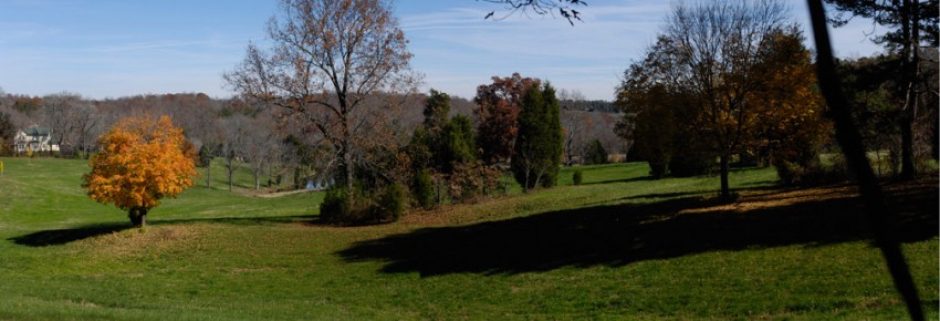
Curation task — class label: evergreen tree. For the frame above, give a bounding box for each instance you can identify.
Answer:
[423,89,451,132]
[512,83,563,191]
[585,139,608,165]
[440,115,476,172]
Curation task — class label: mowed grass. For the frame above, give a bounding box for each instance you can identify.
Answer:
[0,157,936,321]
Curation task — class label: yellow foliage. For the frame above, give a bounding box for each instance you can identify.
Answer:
[82,115,196,211]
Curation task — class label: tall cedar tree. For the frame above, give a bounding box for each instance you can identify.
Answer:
[82,116,197,227]
[424,89,450,133]
[475,73,540,165]
[424,89,453,172]
[441,115,477,173]
[512,83,563,191]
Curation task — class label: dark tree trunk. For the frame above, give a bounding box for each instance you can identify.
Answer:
[719,153,730,199]
[806,1,924,320]
[227,158,234,192]
[342,130,354,194]
[129,207,148,228]
[898,0,919,180]
[206,163,212,188]
[900,115,916,179]
[294,167,302,190]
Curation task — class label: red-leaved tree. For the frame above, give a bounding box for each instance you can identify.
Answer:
[474,73,539,165]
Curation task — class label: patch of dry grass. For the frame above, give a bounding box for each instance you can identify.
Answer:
[76,224,206,258]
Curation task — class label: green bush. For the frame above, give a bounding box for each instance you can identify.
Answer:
[320,187,352,224]
[374,183,407,222]
[412,169,435,209]
[321,183,409,225]
[774,155,849,186]
[572,170,583,185]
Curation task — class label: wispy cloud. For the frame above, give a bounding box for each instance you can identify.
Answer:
[402,3,669,100]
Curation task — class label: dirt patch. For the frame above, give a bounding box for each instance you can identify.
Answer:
[78,224,205,258]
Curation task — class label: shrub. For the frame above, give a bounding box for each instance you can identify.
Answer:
[412,169,435,209]
[321,183,409,225]
[447,162,503,202]
[374,183,407,222]
[572,170,583,185]
[320,187,352,224]
[774,154,849,186]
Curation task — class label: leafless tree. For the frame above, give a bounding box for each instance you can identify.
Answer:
[41,92,82,148]
[225,0,417,197]
[70,103,99,158]
[220,114,250,191]
[560,110,592,165]
[241,112,284,190]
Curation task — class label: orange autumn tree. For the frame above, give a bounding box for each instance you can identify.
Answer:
[82,115,197,227]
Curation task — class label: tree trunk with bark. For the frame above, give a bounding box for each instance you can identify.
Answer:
[129,207,148,227]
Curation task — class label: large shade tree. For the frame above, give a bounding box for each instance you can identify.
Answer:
[665,0,790,198]
[225,0,415,198]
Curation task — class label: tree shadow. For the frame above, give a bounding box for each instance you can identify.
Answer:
[9,224,130,247]
[8,214,316,247]
[338,180,938,277]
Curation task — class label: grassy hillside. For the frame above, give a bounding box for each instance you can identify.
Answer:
[0,157,936,321]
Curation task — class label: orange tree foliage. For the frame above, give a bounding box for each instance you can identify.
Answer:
[82,115,196,217]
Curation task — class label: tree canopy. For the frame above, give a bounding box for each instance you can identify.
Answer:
[82,115,196,227]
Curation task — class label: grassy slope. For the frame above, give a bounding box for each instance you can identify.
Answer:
[0,157,935,321]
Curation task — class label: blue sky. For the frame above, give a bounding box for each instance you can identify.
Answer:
[0,0,886,100]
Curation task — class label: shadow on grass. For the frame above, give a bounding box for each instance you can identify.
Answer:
[579,175,657,186]
[338,179,938,277]
[8,214,316,247]
[9,224,130,247]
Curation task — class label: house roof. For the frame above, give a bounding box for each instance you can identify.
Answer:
[22,127,51,136]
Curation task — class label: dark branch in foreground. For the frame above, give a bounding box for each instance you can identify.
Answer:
[480,0,586,25]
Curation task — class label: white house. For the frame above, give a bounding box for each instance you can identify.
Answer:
[13,126,60,154]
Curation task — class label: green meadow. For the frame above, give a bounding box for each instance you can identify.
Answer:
[0,157,936,320]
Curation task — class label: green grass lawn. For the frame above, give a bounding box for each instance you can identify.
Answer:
[0,157,936,321]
